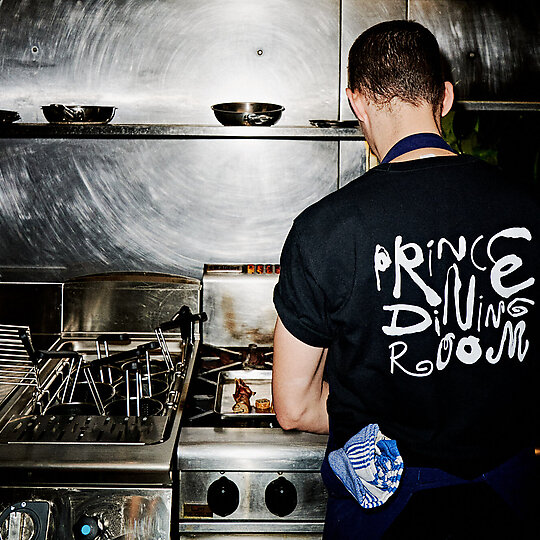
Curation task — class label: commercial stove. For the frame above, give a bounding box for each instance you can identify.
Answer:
[0,273,204,540]
[177,265,328,539]
[0,267,328,539]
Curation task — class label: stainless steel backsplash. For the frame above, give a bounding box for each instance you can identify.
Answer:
[0,0,536,285]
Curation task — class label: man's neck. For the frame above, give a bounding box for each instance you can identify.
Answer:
[368,102,445,162]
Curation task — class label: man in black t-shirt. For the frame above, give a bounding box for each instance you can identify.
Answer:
[273,20,538,538]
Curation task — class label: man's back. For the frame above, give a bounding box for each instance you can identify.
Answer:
[275,154,539,476]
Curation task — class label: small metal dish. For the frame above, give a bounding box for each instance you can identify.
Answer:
[214,370,274,418]
[309,119,359,128]
[211,102,284,126]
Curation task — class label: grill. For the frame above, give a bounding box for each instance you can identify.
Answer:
[177,265,328,539]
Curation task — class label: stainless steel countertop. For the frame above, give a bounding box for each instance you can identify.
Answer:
[177,427,328,471]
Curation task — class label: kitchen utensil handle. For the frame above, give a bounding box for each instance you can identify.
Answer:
[51,103,75,119]
[18,328,36,358]
[53,104,85,121]
[245,113,272,125]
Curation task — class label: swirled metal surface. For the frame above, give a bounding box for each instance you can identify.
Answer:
[0,0,339,124]
[0,138,339,280]
[410,0,539,101]
[1,0,535,284]
[340,0,539,117]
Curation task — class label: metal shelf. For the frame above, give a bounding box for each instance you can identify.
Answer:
[0,123,365,140]
[1,102,537,140]
[457,101,540,112]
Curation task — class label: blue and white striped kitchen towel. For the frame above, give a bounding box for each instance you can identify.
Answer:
[328,423,404,509]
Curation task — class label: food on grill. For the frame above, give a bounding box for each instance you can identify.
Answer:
[255,398,272,413]
[232,378,254,413]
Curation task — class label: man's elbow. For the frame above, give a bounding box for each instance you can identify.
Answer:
[274,403,305,431]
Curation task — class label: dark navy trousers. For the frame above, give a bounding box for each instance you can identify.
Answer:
[321,447,537,539]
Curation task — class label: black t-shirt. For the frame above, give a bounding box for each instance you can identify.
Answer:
[274,154,539,477]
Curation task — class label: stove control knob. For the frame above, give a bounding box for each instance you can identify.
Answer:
[73,515,102,540]
[265,476,297,517]
[207,476,240,517]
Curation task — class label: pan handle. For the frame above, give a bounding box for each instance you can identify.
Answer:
[88,341,160,368]
[50,104,85,121]
[244,113,272,126]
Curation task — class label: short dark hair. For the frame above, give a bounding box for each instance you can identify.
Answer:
[348,20,446,112]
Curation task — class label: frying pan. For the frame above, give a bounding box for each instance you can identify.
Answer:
[0,110,20,123]
[211,102,284,126]
[42,104,116,124]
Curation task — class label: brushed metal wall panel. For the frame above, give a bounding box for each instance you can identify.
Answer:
[411,0,540,101]
[340,0,407,121]
[202,271,279,347]
[0,138,338,281]
[339,140,368,187]
[62,275,200,335]
[0,0,339,125]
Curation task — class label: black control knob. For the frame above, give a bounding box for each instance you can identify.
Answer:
[207,476,240,517]
[265,476,297,517]
[73,515,101,540]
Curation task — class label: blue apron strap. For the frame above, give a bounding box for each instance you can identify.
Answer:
[381,132,456,163]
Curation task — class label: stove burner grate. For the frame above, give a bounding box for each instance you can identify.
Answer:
[182,344,278,428]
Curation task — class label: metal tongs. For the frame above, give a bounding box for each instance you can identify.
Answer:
[88,341,160,416]
[122,348,158,416]
[94,333,130,384]
[19,328,106,414]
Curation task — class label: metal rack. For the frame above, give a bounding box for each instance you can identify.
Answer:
[0,306,206,445]
[0,324,38,405]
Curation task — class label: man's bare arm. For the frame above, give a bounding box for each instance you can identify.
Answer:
[272,317,329,434]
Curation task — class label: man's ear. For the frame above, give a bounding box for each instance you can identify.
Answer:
[346,88,369,124]
[441,81,454,117]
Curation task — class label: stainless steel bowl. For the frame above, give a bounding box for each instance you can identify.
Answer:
[211,102,284,126]
[70,381,115,403]
[42,104,116,124]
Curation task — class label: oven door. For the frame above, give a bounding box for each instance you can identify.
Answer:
[178,427,328,539]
